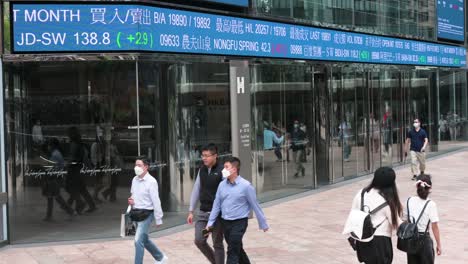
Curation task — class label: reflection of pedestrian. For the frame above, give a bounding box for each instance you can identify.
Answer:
[102,137,122,202]
[405,118,428,180]
[32,119,44,145]
[43,138,75,221]
[66,127,96,214]
[91,135,105,203]
[291,120,306,177]
[263,126,284,161]
[447,111,458,140]
[370,114,380,153]
[339,120,352,162]
[438,115,448,141]
[206,157,269,264]
[383,109,392,156]
[187,144,225,264]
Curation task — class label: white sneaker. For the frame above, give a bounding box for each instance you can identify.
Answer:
[155,255,168,264]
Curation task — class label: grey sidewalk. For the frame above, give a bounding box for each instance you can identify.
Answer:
[1,151,468,263]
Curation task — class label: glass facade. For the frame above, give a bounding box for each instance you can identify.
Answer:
[1,0,467,245]
[255,0,436,40]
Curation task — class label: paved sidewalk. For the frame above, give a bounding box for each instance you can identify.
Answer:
[1,151,468,264]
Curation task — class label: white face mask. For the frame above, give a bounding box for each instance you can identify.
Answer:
[134,166,144,176]
[414,123,420,128]
[221,168,231,179]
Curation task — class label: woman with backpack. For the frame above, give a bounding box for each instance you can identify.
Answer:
[349,167,403,264]
[403,174,441,264]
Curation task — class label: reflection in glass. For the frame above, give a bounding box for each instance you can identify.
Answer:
[251,63,314,201]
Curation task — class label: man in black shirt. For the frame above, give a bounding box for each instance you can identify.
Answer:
[187,144,225,264]
[405,118,429,180]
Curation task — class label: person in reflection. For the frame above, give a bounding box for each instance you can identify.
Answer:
[263,122,284,162]
[339,119,352,162]
[42,138,75,221]
[102,135,122,202]
[32,118,45,155]
[128,156,168,264]
[291,120,306,177]
[187,144,225,264]
[369,113,380,153]
[66,127,97,214]
[205,157,269,264]
[382,107,393,157]
[91,132,105,203]
[405,118,428,181]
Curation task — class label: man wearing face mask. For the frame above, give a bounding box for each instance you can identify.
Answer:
[405,118,429,180]
[128,156,168,264]
[187,144,225,264]
[205,157,269,264]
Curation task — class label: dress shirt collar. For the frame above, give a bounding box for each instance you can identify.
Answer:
[227,175,242,185]
[136,172,149,181]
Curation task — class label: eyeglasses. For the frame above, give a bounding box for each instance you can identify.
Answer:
[201,154,216,159]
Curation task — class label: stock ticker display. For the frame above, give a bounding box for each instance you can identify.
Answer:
[12,3,467,68]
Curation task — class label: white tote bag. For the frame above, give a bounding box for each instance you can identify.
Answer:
[120,205,135,237]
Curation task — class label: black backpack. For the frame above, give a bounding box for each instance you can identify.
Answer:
[397,198,431,254]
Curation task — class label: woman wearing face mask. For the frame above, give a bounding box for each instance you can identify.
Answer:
[405,118,429,180]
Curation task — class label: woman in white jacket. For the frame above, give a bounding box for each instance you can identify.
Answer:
[351,167,403,264]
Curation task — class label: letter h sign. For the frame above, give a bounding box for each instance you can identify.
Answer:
[237,77,245,94]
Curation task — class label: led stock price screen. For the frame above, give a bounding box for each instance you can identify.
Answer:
[201,0,249,7]
[12,3,467,67]
[437,0,465,42]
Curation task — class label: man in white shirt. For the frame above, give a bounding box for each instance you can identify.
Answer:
[128,156,168,264]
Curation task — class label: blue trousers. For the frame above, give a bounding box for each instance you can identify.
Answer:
[134,213,164,264]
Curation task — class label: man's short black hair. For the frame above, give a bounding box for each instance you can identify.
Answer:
[224,156,241,173]
[201,143,218,155]
[136,156,150,167]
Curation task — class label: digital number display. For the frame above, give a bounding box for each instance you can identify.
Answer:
[12,3,466,68]
[437,0,465,42]
[200,0,249,7]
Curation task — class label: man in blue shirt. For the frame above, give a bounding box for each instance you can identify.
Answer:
[206,157,269,264]
[405,118,429,180]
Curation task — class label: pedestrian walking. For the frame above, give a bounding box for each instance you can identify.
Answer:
[187,144,225,264]
[291,120,306,177]
[405,118,428,180]
[206,157,269,264]
[128,156,168,264]
[348,167,402,264]
[403,174,442,264]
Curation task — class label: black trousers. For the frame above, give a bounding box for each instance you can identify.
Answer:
[356,236,393,264]
[407,236,435,264]
[222,218,250,264]
[46,194,74,218]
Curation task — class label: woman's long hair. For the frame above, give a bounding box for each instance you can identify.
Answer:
[364,168,403,229]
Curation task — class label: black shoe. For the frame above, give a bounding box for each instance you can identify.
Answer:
[294,172,299,178]
[412,175,417,181]
[102,189,110,200]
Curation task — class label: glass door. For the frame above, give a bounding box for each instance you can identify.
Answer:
[0,65,6,243]
[251,62,314,201]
